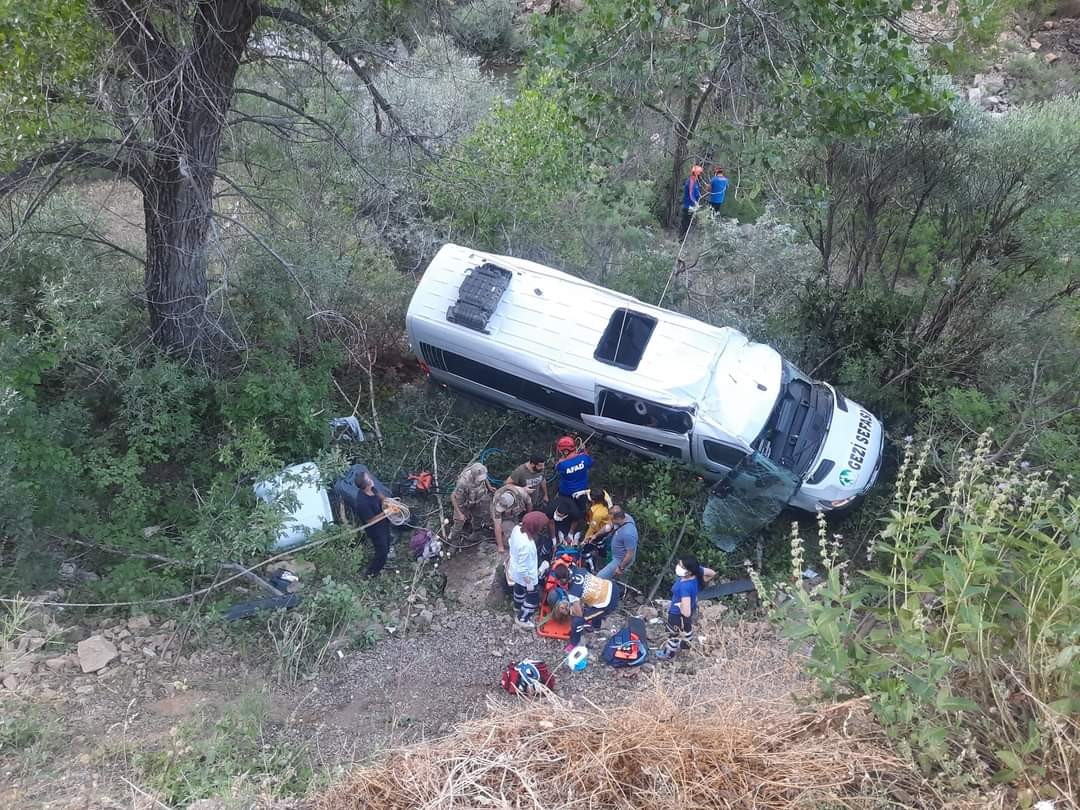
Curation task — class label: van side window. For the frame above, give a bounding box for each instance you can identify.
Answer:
[597,389,692,434]
[419,343,592,420]
[702,440,748,469]
[594,309,656,370]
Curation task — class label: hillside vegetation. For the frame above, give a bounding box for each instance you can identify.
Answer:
[0,0,1077,807]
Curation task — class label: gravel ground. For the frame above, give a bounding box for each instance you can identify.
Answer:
[275,542,805,769]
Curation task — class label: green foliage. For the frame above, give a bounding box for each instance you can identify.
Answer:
[1005,55,1080,106]
[432,72,590,251]
[779,98,1080,437]
[754,435,1080,792]
[216,351,338,464]
[606,460,726,591]
[0,702,57,773]
[135,691,311,806]
[85,559,189,605]
[449,0,524,61]
[0,0,100,162]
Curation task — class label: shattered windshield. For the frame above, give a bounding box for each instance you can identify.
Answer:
[703,452,800,551]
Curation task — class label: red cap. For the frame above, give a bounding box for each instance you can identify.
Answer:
[556,436,576,453]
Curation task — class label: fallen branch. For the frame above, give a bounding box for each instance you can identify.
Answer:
[647,512,693,603]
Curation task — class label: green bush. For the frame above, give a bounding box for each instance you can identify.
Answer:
[752,434,1080,793]
[449,0,523,61]
[135,691,310,805]
[1005,55,1080,106]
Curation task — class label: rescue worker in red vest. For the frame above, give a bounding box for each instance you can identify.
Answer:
[550,562,620,652]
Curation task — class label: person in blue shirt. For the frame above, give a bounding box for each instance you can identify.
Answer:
[709,166,728,212]
[680,165,704,238]
[554,436,593,514]
[596,505,638,581]
[656,553,716,660]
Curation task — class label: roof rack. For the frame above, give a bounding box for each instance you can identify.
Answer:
[446,262,512,333]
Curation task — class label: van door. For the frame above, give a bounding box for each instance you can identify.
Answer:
[692,434,751,477]
[580,388,692,461]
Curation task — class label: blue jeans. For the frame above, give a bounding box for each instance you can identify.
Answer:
[597,558,629,581]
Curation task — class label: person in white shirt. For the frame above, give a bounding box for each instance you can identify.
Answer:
[507,511,549,629]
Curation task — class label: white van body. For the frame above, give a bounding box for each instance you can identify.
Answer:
[405,244,884,513]
[254,462,334,550]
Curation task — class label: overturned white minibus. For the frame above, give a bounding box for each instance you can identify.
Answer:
[405,244,884,516]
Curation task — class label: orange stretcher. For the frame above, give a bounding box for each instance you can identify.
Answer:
[536,576,571,640]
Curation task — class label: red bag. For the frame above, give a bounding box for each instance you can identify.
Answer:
[501,660,555,696]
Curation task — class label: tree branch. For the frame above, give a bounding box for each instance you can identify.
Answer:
[92,0,179,82]
[0,139,149,197]
[258,4,435,157]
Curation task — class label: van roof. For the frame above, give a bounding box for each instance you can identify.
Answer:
[408,244,737,407]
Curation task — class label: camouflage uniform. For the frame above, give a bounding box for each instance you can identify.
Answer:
[491,483,532,551]
[451,463,492,539]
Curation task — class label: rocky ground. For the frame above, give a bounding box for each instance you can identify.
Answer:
[964,15,1080,114]
[0,539,796,810]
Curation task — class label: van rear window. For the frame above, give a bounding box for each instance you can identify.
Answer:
[594,309,656,370]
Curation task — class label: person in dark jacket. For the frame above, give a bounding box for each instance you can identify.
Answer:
[680,165,704,237]
[351,472,392,578]
[710,166,728,212]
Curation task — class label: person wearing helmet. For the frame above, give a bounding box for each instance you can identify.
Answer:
[491,482,531,553]
[450,462,493,541]
[554,436,593,516]
[681,165,704,238]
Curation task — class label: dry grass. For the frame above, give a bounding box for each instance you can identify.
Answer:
[315,679,943,810]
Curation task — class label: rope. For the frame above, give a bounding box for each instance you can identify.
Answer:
[383,497,411,526]
[0,511,394,610]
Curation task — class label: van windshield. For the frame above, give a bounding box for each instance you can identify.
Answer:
[754,362,831,478]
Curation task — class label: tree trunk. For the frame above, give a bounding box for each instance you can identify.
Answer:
[665,94,695,228]
[143,163,215,358]
[96,0,260,358]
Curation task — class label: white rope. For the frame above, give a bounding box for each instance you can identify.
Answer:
[383,497,411,526]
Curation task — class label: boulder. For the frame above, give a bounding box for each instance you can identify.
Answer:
[127,615,152,632]
[2,674,17,691]
[415,609,434,631]
[45,654,74,672]
[1045,52,1060,64]
[59,625,90,644]
[1030,38,1043,50]
[966,87,982,105]
[974,72,1006,94]
[77,636,118,673]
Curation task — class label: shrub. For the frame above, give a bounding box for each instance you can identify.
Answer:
[449,0,523,61]
[752,433,1080,794]
[135,691,311,805]
[1005,55,1080,106]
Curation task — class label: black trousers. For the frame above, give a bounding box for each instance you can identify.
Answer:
[364,528,391,577]
[680,208,693,237]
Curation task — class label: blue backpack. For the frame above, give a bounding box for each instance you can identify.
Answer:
[602,617,649,667]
